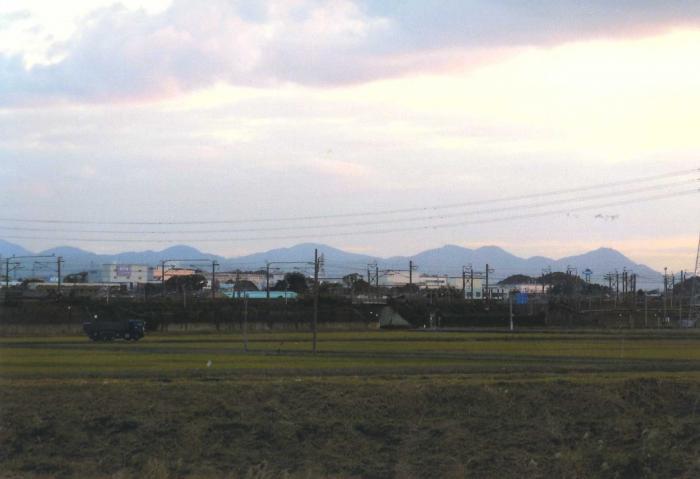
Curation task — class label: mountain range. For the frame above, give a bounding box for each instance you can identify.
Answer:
[0,239,663,287]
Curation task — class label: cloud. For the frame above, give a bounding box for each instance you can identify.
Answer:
[2,0,700,105]
[0,10,32,29]
[0,0,392,105]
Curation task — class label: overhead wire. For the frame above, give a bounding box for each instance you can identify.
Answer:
[0,177,695,236]
[1,188,696,243]
[0,167,696,226]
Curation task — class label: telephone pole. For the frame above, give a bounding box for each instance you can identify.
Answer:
[663,266,668,322]
[312,248,320,354]
[484,264,494,300]
[461,264,473,299]
[409,260,417,288]
[57,256,64,296]
[243,292,249,352]
[375,264,379,292]
[689,232,700,322]
[541,267,551,295]
[470,268,475,299]
[211,260,218,300]
[161,260,166,296]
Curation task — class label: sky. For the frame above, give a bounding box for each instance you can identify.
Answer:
[0,0,699,272]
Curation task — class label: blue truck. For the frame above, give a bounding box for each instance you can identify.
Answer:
[83,319,145,341]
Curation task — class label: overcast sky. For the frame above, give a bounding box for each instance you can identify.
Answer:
[0,0,698,271]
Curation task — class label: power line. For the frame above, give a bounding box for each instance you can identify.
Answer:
[0,167,696,226]
[1,188,695,244]
[0,178,695,236]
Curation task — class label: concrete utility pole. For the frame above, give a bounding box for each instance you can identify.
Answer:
[243,292,249,352]
[266,263,270,299]
[471,268,475,299]
[375,264,379,292]
[663,266,668,322]
[57,256,64,296]
[409,260,417,289]
[509,295,514,331]
[161,260,166,296]
[211,261,218,300]
[485,264,494,300]
[313,248,319,354]
[644,292,648,328]
[689,232,700,322]
[541,267,551,295]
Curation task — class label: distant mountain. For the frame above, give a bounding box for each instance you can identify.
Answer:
[383,245,533,275]
[551,248,660,280]
[380,244,661,287]
[225,243,378,275]
[0,239,33,257]
[112,245,224,266]
[0,239,663,286]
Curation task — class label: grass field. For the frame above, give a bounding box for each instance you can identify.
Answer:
[3,329,700,478]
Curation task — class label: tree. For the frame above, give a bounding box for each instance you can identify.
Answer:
[351,278,371,295]
[64,272,88,283]
[233,280,258,292]
[280,272,308,294]
[165,274,207,292]
[342,273,363,289]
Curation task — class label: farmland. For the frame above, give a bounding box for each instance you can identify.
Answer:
[3,330,700,478]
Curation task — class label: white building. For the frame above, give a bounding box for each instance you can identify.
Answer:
[96,264,153,287]
[378,271,412,287]
[418,274,450,289]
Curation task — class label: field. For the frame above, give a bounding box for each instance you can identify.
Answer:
[3,329,700,478]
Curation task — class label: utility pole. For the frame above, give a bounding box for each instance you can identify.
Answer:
[664,267,668,322]
[56,256,64,296]
[671,271,676,309]
[211,261,218,300]
[509,295,514,331]
[485,264,494,300]
[266,262,270,299]
[243,292,249,352]
[688,232,700,322]
[663,266,668,323]
[644,292,648,328]
[485,264,489,299]
[375,264,379,293]
[541,267,551,295]
[161,260,166,297]
[313,248,319,354]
